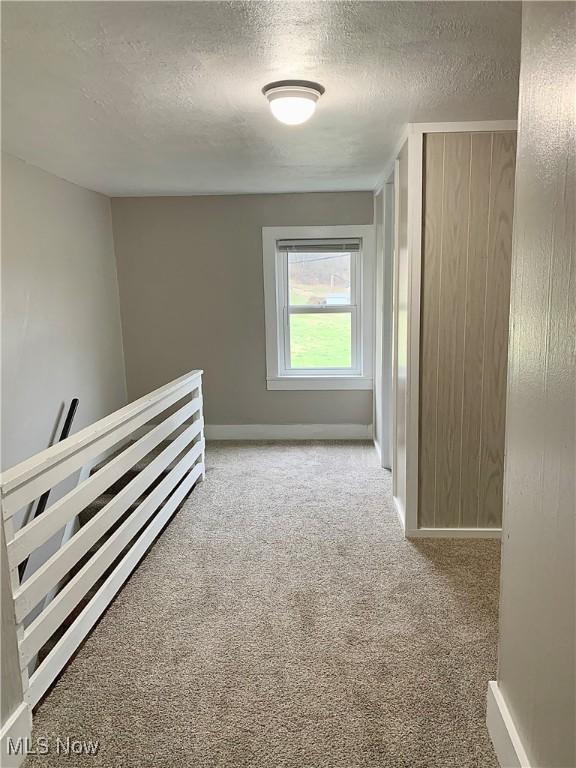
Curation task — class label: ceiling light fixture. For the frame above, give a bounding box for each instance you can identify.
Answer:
[262,80,325,125]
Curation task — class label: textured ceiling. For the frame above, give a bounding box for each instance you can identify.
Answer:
[2,1,521,196]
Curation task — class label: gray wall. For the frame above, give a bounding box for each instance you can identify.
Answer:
[496,3,575,767]
[1,153,127,471]
[111,192,373,426]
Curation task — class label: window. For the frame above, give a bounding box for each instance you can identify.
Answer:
[262,225,375,390]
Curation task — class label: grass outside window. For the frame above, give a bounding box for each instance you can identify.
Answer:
[289,313,352,369]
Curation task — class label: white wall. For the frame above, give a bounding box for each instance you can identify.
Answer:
[492,3,575,767]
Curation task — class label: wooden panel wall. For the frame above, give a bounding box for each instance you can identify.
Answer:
[419,131,516,529]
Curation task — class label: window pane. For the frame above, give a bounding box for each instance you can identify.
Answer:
[289,312,352,369]
[288,252,351,306]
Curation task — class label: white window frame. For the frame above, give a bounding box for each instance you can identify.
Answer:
[262,225,375,391]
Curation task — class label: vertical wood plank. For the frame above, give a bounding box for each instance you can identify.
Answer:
[418,134,444,527]
[478,132,517,526]
[460,133,493,526]
[434,133,471,527]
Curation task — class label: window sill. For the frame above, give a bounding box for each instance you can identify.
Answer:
[267,376,373,391]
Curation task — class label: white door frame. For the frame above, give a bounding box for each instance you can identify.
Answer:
[391,158,400,500]
[373,176,395,470]
[381,176,395,470]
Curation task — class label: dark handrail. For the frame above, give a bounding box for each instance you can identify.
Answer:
[18,398,79,580]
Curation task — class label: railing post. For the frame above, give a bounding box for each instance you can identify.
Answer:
[191,375,206,480]
[1,515,32,766]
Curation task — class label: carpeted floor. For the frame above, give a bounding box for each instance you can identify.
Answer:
[26,441,500,768]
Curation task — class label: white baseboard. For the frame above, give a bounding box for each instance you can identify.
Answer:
[487,681,531,768]
[204,424,373,440]
[1,702,32,768]
[406,527,502,539]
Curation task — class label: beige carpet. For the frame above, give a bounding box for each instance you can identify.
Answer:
[26,441,500,768]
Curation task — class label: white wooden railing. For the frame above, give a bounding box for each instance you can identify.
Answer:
[1,370,205,709]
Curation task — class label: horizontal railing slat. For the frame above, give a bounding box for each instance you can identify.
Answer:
[25,460,204,708]
[7,396,202,566]
[2,369,201,489]
[14,420,203,622]
[2,370,202,519]
[20,441,204,667]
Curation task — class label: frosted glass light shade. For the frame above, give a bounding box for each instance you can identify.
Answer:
[262,81,325,126]
[269,95,317,125]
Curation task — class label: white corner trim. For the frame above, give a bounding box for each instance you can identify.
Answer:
[406,527,502,539]
[377,127,410,189]
[204,424,372,440]
[408,120,518,135]
[487,681,532,768]
[1,702,32,768]
[393,495,406,533]
[373,439,382,462]
[266,376,373,391]
[404,129,424,535]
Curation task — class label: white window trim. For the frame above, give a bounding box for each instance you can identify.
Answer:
[262,225,375,391]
